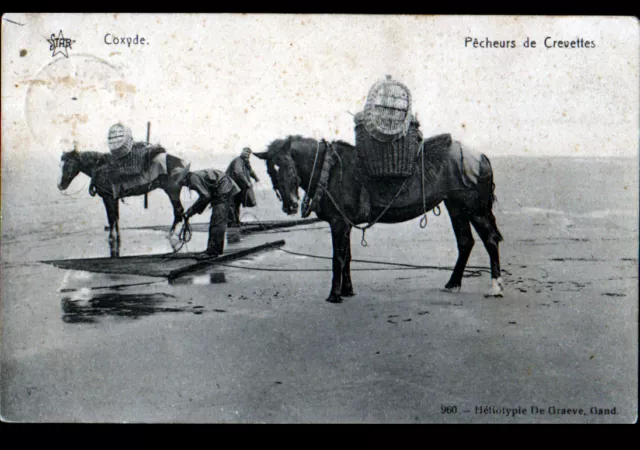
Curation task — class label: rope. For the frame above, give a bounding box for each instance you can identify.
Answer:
[59,181,88,198]
[279,248,493,277]
[304,138,438,246]
[420,139,428,228]
[279,138,451,248]
[218,264,483,274]
[169,217,192,253]
[318,173,412,247]
[301,140,321,217]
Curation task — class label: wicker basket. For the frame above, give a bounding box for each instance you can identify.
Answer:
[355,113,422,179]
[363,76,413,143]
[108,123,133,159]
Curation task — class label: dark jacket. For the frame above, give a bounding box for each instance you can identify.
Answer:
[186,169,241,215]
[226,156,259,207]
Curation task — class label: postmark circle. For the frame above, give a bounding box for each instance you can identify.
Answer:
[25,53,136,153]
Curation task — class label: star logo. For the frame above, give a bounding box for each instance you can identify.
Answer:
[47,30,76,58]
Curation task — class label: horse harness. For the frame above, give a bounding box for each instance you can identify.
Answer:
[297,138,441,246]
[301,139,337,218]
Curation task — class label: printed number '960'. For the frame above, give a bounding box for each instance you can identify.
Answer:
[441,405,458,414]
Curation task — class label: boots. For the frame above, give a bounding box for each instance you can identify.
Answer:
[194,251,219,260]
[226,227,241,244]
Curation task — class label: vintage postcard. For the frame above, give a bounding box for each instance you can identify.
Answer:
[1,14,638,423]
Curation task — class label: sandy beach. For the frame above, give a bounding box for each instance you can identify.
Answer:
[1,156,637,423]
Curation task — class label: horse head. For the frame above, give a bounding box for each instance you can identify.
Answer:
[254,137,301,215]
[58,149,81,190]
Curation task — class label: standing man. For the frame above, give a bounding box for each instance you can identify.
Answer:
[171,165,241,259]
[226,147,260,227]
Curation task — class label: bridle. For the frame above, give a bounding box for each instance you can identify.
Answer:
[268,151,301,207]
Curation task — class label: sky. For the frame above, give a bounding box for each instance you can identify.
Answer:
[1,14,639,206]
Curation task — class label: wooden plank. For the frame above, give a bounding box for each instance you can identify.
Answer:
[238,218,322,234]
[42,240,285,278]
[167,239,285,280]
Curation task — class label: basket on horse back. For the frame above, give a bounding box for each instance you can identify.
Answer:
[108,123,134,159]
[355,76,422,178]
[364,75,413,142]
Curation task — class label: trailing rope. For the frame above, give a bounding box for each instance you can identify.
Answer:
[169,217,193,253]
[279,248,491,277]
[306,138,444,246]
[218,264,482,274]
[59,181,88,198]
[319,171,412,247]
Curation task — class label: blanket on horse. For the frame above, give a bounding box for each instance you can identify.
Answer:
[110,142,166,176]
[94,144,170,198]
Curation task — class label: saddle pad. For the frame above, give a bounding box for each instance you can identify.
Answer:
[454,142,482,187]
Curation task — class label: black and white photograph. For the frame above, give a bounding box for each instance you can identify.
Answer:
[0,14,638,423]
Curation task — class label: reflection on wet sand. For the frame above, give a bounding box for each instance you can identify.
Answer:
[61,292,192,324]
[60,271,229,323]
[169,272,227,286]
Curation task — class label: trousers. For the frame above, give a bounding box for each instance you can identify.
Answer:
[207,198,231,255]
[227,194,242,227]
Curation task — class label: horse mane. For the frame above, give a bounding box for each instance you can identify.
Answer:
[77,150,111,168]
[267,135,355,154]
[262,135,356,193]
[331,140,355,151]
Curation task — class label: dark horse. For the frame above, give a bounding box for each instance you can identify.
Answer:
[58,149,187,256]
[255,136,504,303]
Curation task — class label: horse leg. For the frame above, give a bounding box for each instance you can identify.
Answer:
[444,200,474,292]
[470,214,504,297]
[327,220,350,303]
[115,200,121,255]
[341,226,355,297]
[103,197,118,257]
[165,186,184,233]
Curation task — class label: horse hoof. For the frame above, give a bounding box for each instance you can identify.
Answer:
[443,285,461,293]
[326,295,343,304]
[485,279,504,298]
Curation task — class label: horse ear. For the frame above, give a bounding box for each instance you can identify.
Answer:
[253,151,269,160]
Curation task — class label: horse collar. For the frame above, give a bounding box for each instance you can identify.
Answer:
[301,140,337,218]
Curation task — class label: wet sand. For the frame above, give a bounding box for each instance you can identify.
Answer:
[1,157,638,423]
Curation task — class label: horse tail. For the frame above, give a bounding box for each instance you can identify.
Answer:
[479,154,503,243]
